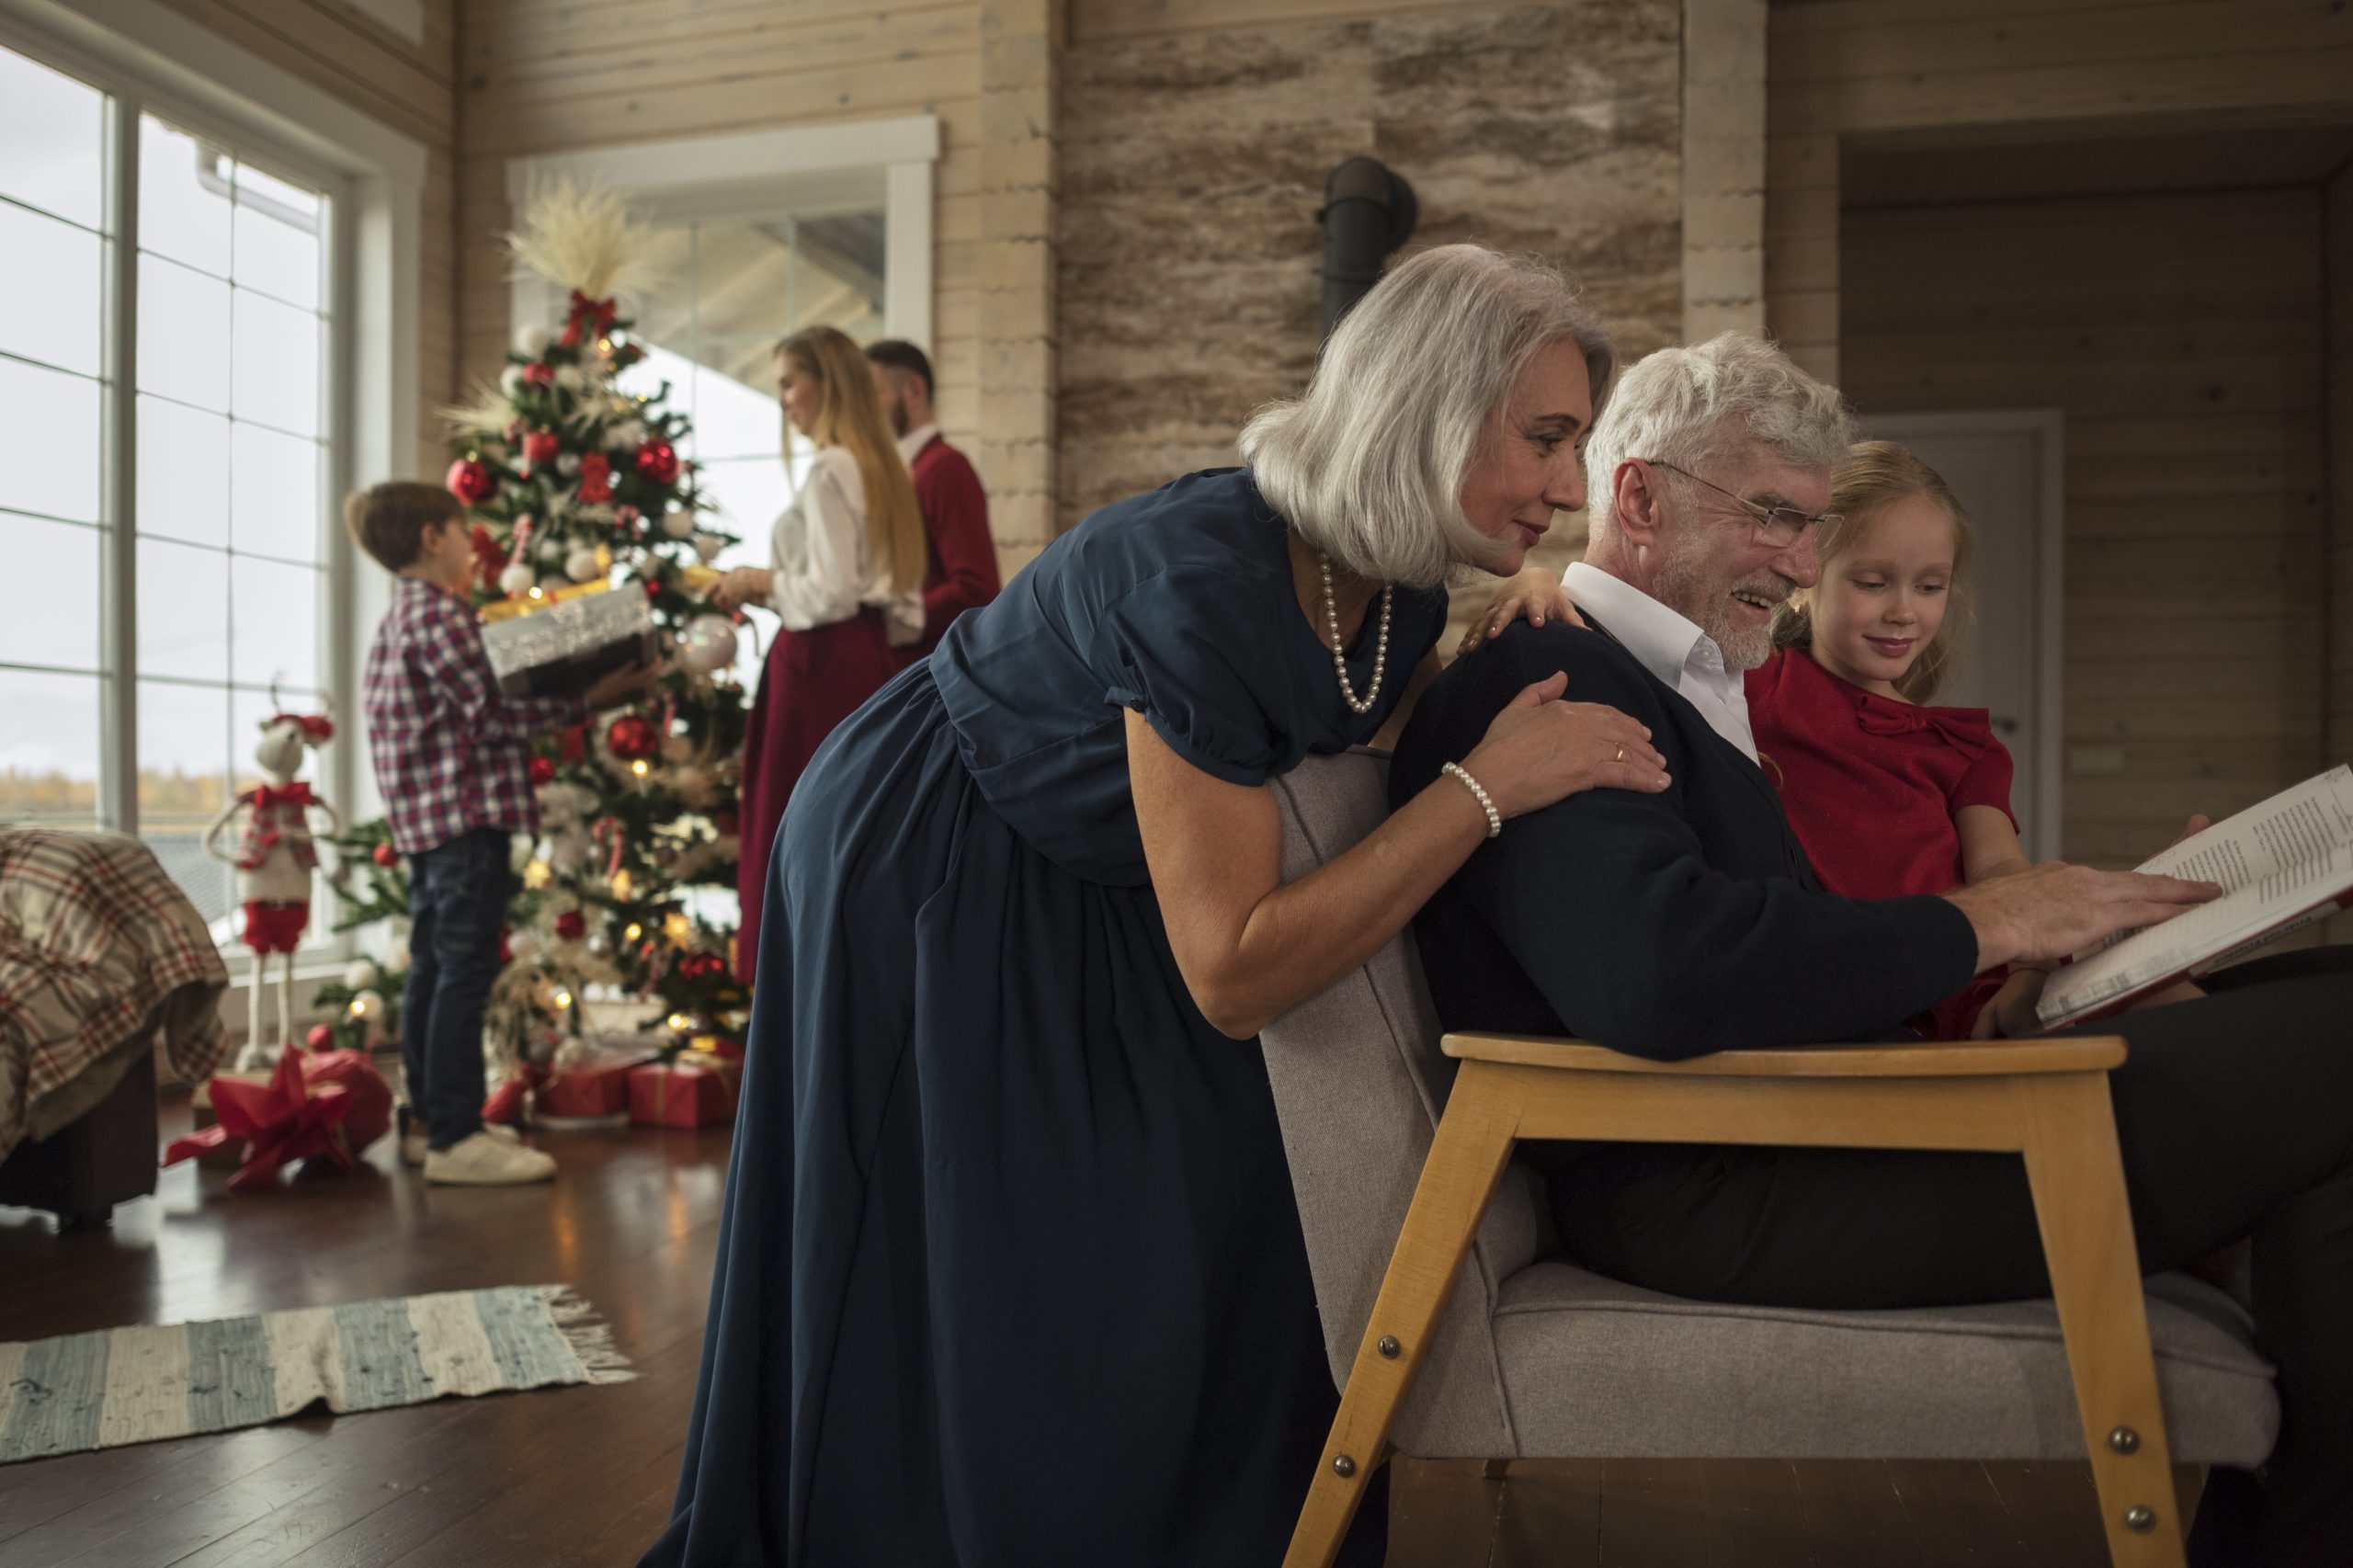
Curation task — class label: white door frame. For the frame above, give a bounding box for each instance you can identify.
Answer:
[505,115,938,350]
[1865,408,2066,860]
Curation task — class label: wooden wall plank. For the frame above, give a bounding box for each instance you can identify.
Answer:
[1842,187,2330,864]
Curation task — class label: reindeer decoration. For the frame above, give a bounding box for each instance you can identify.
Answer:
[202,689,340,1070]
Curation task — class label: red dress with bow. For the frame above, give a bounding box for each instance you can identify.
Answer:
[1745,648,2018,1039]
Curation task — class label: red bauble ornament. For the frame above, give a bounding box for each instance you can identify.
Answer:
[498,929,513,964]
[554,910,587,942]
[607,714,660,763]
[372,843,399,868]
[521,429,560,467]
[305,1023,334,1051]
[632,439,680,485]
[445,458,495,505]
[528,755,557,786]
[578,451,613,504]
[522,362,555,388]
[644,580,662,598]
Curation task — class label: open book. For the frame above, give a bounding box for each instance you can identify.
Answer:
[2037,767,2353,1028]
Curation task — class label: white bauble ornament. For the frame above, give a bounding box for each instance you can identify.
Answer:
[671,766,715,810]
[385,946,412,975]
[343,959,380,992]
[564,547,604,583]
[516,324,551,358]
[499,365,525,397]
[347,989,384,1020]
[680,616,739,674]
[499,562,538,597]
[692,532,723,562]
[556,451,583,477]
[660,510,695,540]
[507,930,540,963]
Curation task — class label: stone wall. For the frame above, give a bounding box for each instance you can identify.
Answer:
[1056,0,1684,593]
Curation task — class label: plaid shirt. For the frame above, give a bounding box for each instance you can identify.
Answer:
[363,575,583,855]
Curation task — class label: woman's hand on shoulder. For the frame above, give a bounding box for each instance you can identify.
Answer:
[1457,567,1584,657]
[1457,671,1668,819]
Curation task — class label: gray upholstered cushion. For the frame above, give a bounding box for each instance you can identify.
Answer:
[1260,750,2279,1467]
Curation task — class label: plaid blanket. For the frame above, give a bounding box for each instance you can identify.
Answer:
[0,830,229,1162]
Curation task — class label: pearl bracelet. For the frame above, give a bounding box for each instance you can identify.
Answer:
[1441,762,1502,840]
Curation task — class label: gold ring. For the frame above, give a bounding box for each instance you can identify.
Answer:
[1614,744,1626,764]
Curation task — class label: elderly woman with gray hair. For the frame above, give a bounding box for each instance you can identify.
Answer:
[641,245,1668,1568]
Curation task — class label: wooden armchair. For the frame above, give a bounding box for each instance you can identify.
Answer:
[1259,754,2277,1568]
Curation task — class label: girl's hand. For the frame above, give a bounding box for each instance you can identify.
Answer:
[1970,969,2048,1039]
[710,566,774,613]
[1457,567,1585,656]
[1458,671,1668,819]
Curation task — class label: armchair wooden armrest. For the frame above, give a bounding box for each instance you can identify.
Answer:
[1444,1031,2127,1078]
[1290,1028,2186,1568]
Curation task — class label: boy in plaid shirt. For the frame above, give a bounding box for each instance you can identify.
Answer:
[349,483,651,1186]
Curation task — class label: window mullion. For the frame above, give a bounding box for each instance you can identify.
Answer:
[100,85,140,835]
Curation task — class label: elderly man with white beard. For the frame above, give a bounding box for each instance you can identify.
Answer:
[1392,332,2353,1565]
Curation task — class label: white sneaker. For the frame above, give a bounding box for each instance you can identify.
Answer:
[424,1130,555,1186]
[402,1121,517,1166]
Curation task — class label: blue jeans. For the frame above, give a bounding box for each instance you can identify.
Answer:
[399,826,512,1149]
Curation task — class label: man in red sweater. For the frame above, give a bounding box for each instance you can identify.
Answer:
[866,340,1001,661]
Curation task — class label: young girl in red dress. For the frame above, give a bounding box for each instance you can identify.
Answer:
[1746,440,2029,1038]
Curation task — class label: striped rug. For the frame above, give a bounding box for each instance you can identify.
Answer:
[0,1285,632,1463]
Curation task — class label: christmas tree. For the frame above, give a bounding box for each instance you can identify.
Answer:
[321,181,751,1072]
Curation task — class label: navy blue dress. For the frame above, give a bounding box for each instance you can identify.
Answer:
[642,469,1446,1566]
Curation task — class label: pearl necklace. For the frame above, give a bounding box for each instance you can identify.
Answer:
[1319,551,1393,715]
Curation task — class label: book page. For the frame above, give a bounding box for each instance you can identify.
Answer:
[2037,767,2353,1027]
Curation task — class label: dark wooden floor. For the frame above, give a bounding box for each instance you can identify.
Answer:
[0,1088,2141,1567]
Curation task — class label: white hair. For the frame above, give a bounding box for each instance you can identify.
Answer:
[1238,244,1616,590]
[1583,332,1854,541]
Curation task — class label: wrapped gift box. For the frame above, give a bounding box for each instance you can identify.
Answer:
[626,1056,740,1129]
[169,1048,393,1191]
[535,1046,656,1127]
[481,585,655,699]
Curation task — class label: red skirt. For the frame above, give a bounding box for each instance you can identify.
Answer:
[736,611,902,988]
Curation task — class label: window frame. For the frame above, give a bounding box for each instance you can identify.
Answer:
[0,1,425,968]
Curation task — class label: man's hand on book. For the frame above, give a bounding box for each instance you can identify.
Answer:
[1944,862,2222,972]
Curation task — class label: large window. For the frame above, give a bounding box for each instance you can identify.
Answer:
[0,39,344,948]
[616,207,889,686]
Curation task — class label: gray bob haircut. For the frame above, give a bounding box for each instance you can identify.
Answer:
[1238,244,1616,590]
[1584,331,1854,541]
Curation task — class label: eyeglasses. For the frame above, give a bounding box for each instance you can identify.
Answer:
[1643,460,1837,548]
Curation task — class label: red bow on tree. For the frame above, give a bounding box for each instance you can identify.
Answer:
[560,290,620,347]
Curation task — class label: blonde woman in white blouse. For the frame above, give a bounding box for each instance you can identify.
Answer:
[711,324,927,986]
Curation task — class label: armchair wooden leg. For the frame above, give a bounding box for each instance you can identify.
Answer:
[1283,1062,1521,1568]
[2016,1073,2186,1568]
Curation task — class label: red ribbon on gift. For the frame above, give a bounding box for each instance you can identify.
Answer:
[560,290,619,347]
[165,1046,359,1193]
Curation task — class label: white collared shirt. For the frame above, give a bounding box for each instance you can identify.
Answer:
[895,423,940,467]
[1561,562,1757,762]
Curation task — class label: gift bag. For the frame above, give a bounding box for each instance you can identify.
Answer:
[167,1046,393,1192]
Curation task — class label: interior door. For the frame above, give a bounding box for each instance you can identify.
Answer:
[1863,412,2064,860]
